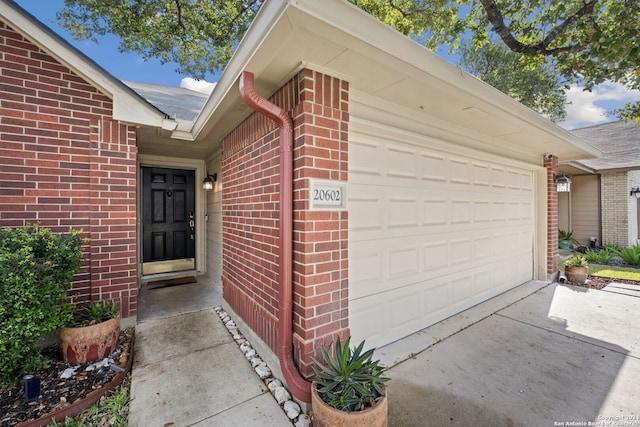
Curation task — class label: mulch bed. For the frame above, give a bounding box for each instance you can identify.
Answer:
[0,328,134,427]
[566,275,640,290]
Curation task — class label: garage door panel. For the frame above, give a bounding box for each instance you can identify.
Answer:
[388,198,419,229]
[350,230,531,301]
[350,264,523,349]
[350,185,532,242]
[422,152,447,181]
[351,132,532,191]
[349,129,534,348]
[350,195,383,232]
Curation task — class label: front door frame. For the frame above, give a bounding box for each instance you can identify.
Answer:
[138,154,207,277]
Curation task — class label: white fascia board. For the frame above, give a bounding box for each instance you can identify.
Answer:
[1,1,167,128]
[559,161,597,174]
[189,0,291,139]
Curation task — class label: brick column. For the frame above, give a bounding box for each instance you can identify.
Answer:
[291,70,350,378]
[545,155,559,275]
[222,69,350,379]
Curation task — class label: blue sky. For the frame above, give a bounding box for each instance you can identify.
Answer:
[14,0,640,130]
[14,0,217,87]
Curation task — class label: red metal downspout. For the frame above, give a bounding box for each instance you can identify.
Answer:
[239,71,312,403]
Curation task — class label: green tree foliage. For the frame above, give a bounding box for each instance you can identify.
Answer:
[458,40,566,122]
[57,0,262,78]
[57,0,640,120]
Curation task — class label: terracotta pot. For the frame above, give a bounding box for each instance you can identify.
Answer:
[565,265,589,285]
[59,316,120,364]
[311,382,388,427]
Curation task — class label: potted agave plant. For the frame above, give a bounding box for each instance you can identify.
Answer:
[564,254,589,285]
[312,337,390,427]
[59,300,120,364]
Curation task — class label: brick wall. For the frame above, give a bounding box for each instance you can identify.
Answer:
[544,155,558,274]
[601,172,631,247]
[222,69,349,378]
[0,22,138,318]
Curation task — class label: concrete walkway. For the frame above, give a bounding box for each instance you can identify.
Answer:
[128,280,290,426]
[128,279,640,426]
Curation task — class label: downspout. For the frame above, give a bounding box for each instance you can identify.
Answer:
[239,71,312,403]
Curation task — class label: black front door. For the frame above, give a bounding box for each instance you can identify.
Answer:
[142,167,196,275]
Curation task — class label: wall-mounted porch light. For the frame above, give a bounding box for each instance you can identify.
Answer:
[555,173,571,192]
[202,172,217,190]
[631,186,640,198]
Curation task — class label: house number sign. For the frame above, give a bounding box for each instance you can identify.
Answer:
[309,179,347,211]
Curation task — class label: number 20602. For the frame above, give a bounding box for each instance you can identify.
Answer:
[313,188,341,202]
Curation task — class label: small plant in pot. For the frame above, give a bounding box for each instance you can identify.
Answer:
[564,254,589,285]
[59,300,121,364]
[311,337,390,427]
[558,229,579,250]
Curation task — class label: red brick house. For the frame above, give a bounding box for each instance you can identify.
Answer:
[1,0,598,402]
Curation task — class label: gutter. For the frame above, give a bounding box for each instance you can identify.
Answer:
[238,71,312,403]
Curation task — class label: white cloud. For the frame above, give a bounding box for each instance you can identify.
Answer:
[180,77,217,94]
[560,81,640,130]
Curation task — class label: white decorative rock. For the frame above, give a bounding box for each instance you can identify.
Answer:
[255,363,271,379]
[240,342,251,353]
[294,414,312,427]
[60,367,78,379]
[284,400,301,419]
[225,320,235,327]
[273,386,291,405]
[267,379,283,392]
[244,348,257,359]
[251,357,263,367]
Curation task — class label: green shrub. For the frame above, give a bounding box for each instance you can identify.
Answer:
[0,225,84,385]
[584,247,615,263]
[615,242,640,266]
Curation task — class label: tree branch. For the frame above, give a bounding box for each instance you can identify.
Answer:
[173,0,188,35]
[478,0,528,52]
[479,0,598,56]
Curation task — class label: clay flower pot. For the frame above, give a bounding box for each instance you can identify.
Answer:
[565,265,589,285]
[59,316,120,364]
[311,382,388,427]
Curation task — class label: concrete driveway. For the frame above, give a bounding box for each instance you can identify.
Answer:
[383,282,640,426]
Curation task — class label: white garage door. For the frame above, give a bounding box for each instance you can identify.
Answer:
[349,126,535,349]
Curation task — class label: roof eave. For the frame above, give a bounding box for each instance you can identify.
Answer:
[187,0,601,163]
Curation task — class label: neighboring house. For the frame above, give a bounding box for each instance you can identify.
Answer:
[1,0,598,402]
[559,121,640,248]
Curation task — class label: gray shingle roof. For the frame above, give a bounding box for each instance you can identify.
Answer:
[569,121,640,172]
[123,80,210,122]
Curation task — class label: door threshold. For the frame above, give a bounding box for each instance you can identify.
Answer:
[140,270,198,284]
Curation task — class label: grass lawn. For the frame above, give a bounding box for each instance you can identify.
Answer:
[587,264,640,281]
[560,260,640,281]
